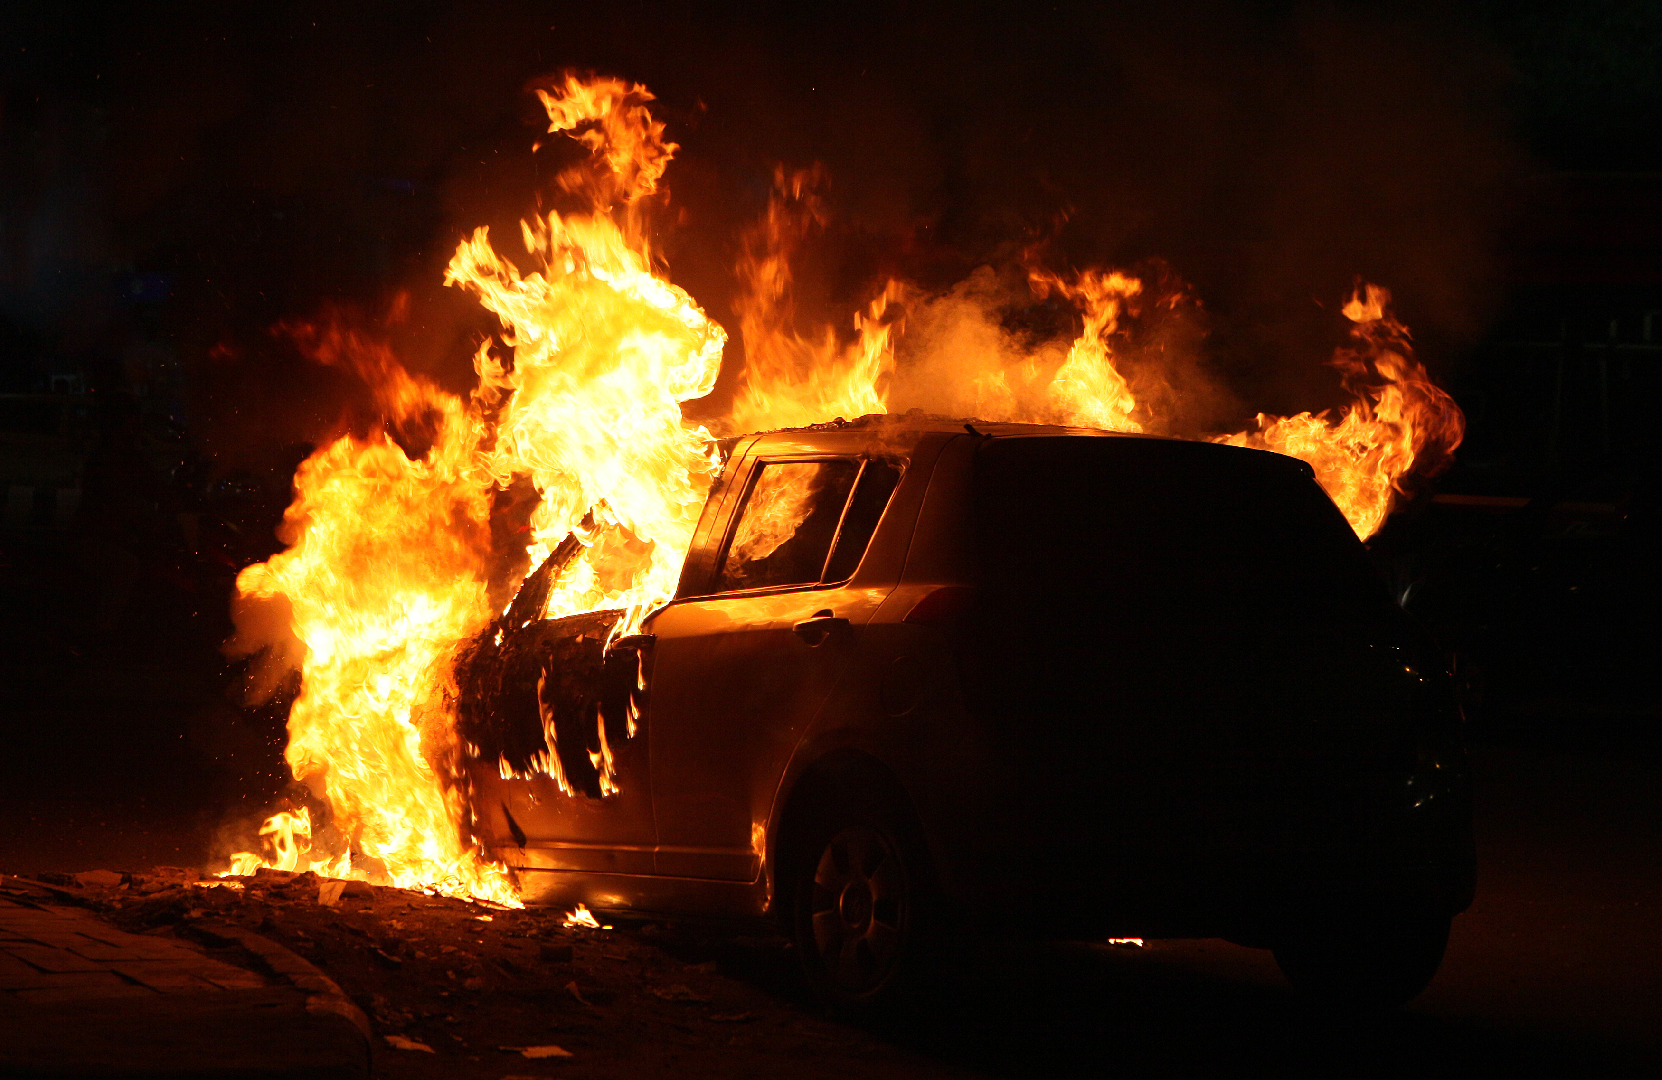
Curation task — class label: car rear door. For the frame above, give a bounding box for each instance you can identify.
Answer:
[643,435,905,881]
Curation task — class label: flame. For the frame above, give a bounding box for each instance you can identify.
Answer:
[1024,267,1144,433]
[226,74,721,901]
[564,902,603,929]
[724,167,906,435]
[727,186,1147,437]
[1219,284,1465,538]
[226,73,1464,903]
[535,73,676,210]
[227,808,312,876]
[451,75,724,634]
[228,356,512,899]
[722,462,824,577]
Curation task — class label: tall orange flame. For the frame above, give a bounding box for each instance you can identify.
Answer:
[724,167,906,435]
[231,357,508,897]
[227,74,721,899]
[1024,267,1145,433]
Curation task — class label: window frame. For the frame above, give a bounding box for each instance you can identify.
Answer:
[707,453,900,598]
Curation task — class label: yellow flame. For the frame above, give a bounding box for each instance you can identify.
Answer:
[564,903,603,929]
[1025,267,1144,432]
[227,74,722,902]
[724,167,906,434]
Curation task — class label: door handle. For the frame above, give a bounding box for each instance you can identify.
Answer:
[792,610,849,647]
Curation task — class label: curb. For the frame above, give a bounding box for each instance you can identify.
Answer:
[186,921,374,1044]
[8,875,372,1046]
[0,880,373,1079]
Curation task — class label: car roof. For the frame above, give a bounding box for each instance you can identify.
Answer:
[737,412,1316,480]
[743,412,1150,440]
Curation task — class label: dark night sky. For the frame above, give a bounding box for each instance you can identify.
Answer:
[2,0,1659,471]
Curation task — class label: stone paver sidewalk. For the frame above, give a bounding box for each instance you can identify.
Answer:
[0,876,369,1079]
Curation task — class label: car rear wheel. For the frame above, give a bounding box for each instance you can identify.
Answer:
[1273,908,1452,1010]
[789,804,928,1011]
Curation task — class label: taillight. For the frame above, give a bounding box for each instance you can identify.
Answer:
[903,586,977,626]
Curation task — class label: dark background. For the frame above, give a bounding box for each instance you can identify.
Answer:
[0,1,1657,865]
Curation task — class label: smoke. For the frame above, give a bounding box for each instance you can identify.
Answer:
[888,268,1057,422]
[225,587,304,705]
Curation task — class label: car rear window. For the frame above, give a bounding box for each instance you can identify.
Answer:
[712,456,902,593]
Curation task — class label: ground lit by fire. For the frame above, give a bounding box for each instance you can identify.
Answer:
[223,73,1465,901]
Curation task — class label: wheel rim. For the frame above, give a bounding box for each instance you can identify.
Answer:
[807,823,909,996]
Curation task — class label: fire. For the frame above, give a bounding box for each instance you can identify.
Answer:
[455,74,725,634]
[226,72,1464,901]
[1023,267,1144,433]
[563,903,604,930]
[1219,284,1465,538]
[723,167,907,435]
[226,75,721,900]
[226,809,314,876]
[722,462,825,578]
[228,352,510,899]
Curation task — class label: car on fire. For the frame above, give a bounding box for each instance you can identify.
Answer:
[455,416,1475,1009]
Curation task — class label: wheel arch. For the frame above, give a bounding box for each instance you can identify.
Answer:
[766,747,937,929]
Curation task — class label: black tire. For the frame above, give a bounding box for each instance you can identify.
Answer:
[788,797,931,1012]
[1273,908,1452,1010]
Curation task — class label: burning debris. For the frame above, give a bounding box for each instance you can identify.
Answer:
[223,71,1465,902]
[563,904,605,931]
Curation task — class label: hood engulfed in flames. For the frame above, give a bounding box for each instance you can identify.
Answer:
[226,73,1464,897]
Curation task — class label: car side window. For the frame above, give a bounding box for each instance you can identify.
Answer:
[823,458,902,582]
[712,456,903,594]
[717,460,860,591]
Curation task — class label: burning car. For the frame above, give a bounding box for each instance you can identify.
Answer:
[456,415,1475,1010]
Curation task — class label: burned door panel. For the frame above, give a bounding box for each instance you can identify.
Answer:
[455,545,656,874]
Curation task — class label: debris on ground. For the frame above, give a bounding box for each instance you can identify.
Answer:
[384,1034,435,1053]
[12,865,949,1079]
[501,1043,574,1058]
[651,983,711,1003]
[72,869,125,889]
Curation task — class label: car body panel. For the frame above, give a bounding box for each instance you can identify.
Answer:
[464,611,658,876]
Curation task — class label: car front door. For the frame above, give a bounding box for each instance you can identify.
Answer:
[461,552,658,877]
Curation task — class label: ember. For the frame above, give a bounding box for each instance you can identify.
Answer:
[225,72,1464,902]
